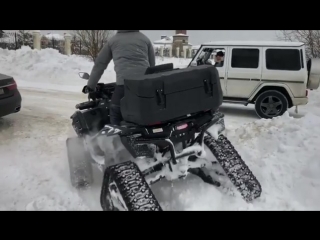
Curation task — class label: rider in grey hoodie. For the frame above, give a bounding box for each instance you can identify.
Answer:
[84,30,156,125]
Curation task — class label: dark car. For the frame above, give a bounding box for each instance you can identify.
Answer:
[0,73,22,118]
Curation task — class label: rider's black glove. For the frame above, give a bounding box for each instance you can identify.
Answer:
[82,85,98,100]
[82,85,95,94]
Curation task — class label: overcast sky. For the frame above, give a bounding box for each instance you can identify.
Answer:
[10,30,281,45]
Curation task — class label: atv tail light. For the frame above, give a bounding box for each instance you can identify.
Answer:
[176,123,188,130]
[7,79,17,90]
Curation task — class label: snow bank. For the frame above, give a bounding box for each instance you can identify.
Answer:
[145,86,320,210]
[223,111,320,210]
[153,110,320,210]
[0,46,191,92]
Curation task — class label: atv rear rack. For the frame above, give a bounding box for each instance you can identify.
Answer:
[122,111,225,164]
[100,111,262,211]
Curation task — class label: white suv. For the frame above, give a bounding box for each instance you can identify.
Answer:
[188,41,320,118]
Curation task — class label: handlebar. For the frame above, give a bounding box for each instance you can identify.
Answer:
[77,82,116,110]
[76,101,97,110]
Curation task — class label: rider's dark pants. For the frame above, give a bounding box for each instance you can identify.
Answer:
[110,85,124,126]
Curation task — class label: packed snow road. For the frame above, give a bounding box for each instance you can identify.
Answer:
[1,87,320,211]
[0,89,89,210]
[0,88,259,210]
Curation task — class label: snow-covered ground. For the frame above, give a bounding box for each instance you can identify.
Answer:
[0,46,190,93]
[1,47,320,210]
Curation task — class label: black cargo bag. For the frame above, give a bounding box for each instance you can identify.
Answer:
[120,65,223,126]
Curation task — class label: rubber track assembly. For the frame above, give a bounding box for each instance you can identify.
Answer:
[204,134,262,202]
[101,161,163,211]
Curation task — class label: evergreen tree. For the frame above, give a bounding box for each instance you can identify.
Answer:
[17,30,33,46]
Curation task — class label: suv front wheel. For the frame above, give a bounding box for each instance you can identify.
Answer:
[254,90,289,119]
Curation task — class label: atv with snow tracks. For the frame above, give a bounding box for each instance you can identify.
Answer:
[66,62,262,211]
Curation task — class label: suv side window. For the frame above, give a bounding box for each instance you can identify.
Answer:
[189,47,226,67]
[266,49,301,71]
[231,48,259,69]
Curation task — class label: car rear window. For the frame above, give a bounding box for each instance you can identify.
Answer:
[266,49,301,71]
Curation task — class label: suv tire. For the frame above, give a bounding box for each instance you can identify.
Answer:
[254,90,289,119]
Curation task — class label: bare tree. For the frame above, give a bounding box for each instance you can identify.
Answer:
[71,30,115,61]
[277,30,320,59]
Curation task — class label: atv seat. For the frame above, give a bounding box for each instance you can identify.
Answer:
[120,121,137,128]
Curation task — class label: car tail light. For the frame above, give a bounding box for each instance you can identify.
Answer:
[7,79,17,90]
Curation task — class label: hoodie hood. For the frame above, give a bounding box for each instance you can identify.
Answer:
[117,30,139,33]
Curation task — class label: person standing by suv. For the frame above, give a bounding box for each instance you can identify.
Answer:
[83,30,156,125]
